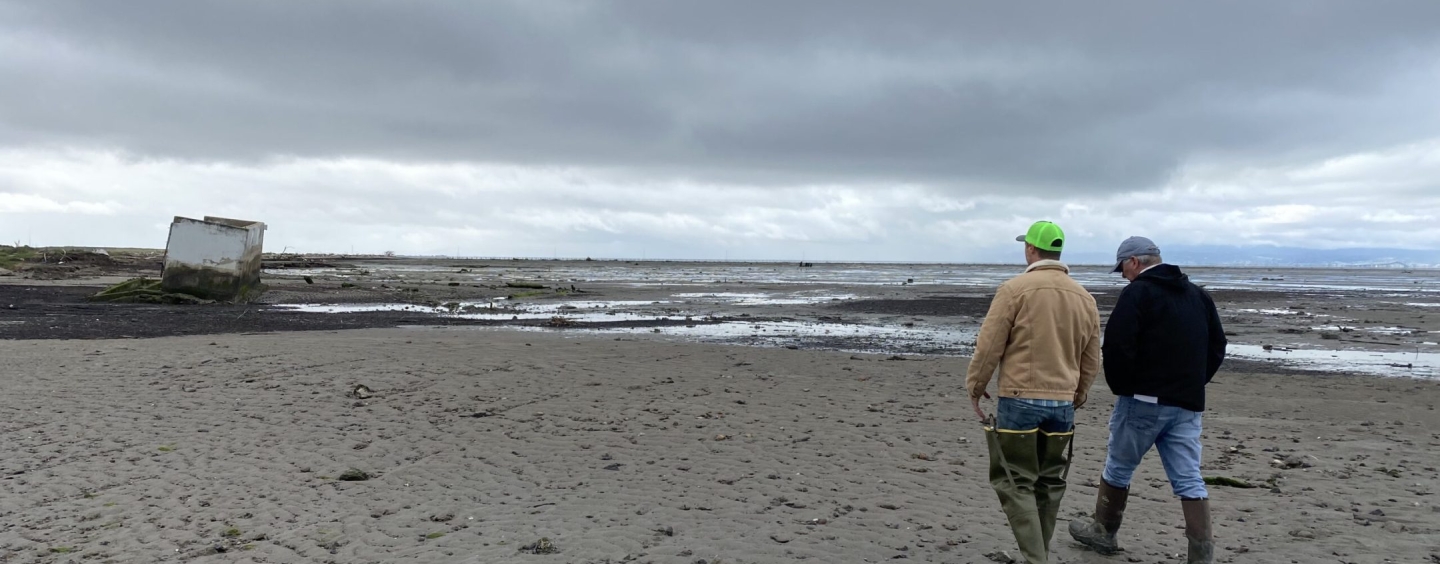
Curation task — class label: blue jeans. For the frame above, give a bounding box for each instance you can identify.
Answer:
[1102,396,1208,500]
[997,398,1075,432]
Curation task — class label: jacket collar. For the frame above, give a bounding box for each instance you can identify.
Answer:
[1024,259,1070,273]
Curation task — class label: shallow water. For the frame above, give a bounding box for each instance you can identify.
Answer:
[670,292,858,305]
[271,284,1440,379]
[1227,344,1439,379]
[266,263,1440,296]
[421,320,978,357]
[272,303,448,313]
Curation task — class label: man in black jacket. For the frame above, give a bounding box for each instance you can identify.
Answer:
[1069,236,1227,564]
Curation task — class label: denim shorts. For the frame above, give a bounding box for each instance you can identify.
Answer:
[997,397,1075,433]
[1101,396,1208,500]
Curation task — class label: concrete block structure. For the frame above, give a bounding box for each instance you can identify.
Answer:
[161,216,267,300]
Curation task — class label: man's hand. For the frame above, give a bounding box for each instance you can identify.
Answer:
[1074,390,1088,410]
[971,391,992,422]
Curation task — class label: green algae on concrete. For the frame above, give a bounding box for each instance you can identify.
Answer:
[159,264,260,301]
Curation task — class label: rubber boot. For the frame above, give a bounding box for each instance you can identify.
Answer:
[1182,499,1213,563]
[1035,429,1073,553]
[986,426,1047,564]
[1067,479,1128,554]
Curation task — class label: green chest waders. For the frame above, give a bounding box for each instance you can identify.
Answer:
[985,417,1074,564]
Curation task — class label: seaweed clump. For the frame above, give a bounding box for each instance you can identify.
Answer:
[88,278,212,305]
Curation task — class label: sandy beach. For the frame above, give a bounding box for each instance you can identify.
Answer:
[1,324,1437,563]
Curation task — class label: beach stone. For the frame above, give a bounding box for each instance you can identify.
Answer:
[338,468,373,481]
[519,537,557,554]
[1289,528,1316,539]
[1274,454,1313,469]
[984,550,1016,563]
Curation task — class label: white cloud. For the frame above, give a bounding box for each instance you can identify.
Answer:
[1,140,1439,261]
[0,192,120,215]
[1361,210,1433,224]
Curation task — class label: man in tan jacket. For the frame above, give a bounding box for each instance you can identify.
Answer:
[966,220,1102,564]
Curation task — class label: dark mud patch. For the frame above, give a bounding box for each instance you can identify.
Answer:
[0,285,736,340]
[0,284,475,340]
[830,289,1307,318]
[829,296,991,317]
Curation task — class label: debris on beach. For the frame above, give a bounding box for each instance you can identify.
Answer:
[519,537,558,554]
[1272,455,1315,469]
[162,216,268,301]
[351,384,374,399]
[262,255,335,269]
[1204,476,1258,488]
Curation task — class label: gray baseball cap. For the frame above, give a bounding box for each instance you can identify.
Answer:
[1112,236,1161,273]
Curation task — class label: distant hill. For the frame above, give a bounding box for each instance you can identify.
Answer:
[1062,245,1440,268]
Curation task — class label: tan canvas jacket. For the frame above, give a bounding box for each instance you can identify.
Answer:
[964,260,1102,405]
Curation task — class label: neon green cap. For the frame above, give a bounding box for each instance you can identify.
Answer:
[1015,221,1065,252]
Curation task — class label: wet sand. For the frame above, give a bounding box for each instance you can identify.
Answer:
[0,329,1438,563]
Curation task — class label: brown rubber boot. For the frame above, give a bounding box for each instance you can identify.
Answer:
[1067,479,1128,554]
[1182,499,1213,563]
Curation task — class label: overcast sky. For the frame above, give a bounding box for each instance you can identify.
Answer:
[2,1,1438,262]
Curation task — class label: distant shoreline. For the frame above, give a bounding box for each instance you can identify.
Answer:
[4,244,1437,270]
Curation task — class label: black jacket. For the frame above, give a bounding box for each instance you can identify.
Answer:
[1102,264,1227,412]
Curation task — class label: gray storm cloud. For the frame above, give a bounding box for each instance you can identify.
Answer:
[1,1,1439,261]
[6,1,1440,189]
